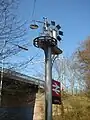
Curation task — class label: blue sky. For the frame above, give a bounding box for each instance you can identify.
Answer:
[5,0,90,77]
[18,0,90,56]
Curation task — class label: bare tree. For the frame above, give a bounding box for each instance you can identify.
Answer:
[53,55,85,94]
[76,37,90,92]
[0,0,36,71]
[0,0,28,62]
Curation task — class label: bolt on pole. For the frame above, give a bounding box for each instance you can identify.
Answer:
[44,47,52,120]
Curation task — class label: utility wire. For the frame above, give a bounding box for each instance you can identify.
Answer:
[31,0,37,20]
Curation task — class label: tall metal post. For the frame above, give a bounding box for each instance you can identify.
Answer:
[0,59,4,106]
[0,40,7,106]
[44,47,52,120]
[31,17,63,120]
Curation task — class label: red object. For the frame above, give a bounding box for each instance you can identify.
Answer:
[52,80,61,97]
[52,79,61,104]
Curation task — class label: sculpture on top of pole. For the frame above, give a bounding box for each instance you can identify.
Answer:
[30,17,63,120]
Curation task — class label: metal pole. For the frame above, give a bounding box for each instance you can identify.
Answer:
[31,17,63,120]
[44,46,52,120]
[0,59,4,106]
[0,40,7,106]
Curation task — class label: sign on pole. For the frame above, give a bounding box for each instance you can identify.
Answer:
[52,79,61,105]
